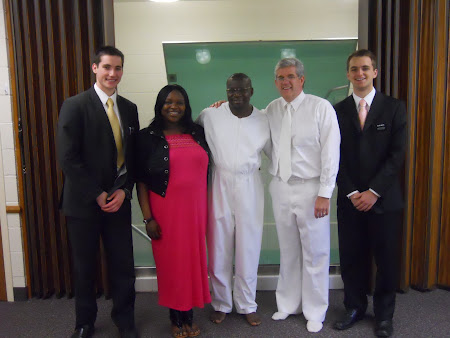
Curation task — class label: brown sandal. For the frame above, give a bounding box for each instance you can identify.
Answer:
[171,324,187,338]
[170,309,187,338]
[183,323,200,337]
[181,309,200,337]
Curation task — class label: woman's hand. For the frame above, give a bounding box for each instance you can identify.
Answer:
[146,220,162,240]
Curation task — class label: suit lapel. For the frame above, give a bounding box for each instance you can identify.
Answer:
[343,96,361,131]
[363,91,384,131]
[88,86,107,115]
[116,95,129,151]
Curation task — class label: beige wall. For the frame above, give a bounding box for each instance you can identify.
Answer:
[114,0,358,127]
[0,0,22,301]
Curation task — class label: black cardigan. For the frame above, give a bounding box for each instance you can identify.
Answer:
[135,123,210,197]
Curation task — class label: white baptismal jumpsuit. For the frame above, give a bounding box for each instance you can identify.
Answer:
[197,103,271,314]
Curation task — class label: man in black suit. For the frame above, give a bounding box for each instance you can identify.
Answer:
[333,49,407,337]
[57,46,139,338]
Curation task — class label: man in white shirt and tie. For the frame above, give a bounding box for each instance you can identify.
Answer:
[267,58,340,333]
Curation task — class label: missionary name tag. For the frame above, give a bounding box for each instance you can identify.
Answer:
[376,124,386,131]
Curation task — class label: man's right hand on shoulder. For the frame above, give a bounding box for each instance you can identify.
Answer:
[209,100,227,108]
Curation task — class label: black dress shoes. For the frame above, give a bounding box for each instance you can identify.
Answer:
[71,325,94,338]
[333,309,365,330]
[375,319,393,337]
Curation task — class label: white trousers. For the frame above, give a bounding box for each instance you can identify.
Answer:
[269,177,330,322]
[207,169,264,314]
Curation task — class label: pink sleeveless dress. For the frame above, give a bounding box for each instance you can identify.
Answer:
[149,134,211,310]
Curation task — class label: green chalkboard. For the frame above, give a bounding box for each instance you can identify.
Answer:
[163,40,357,117]
[130,40,357,267]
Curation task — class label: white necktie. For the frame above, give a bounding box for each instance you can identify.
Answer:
[279,103,292,182]
[106,98,124,168]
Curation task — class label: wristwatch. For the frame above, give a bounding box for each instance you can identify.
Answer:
[143,217,154,225]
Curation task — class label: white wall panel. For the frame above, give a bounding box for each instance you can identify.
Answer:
[114,0,358,121]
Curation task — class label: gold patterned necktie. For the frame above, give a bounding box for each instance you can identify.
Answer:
[359,99,368,130]
[106,98,124,168]
[279,103,292,182]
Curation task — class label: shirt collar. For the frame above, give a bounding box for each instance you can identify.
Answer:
[94,83,117,107]
[281,91,305,111]
[352,87,376,109]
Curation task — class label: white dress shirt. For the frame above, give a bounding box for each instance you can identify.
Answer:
[265,91,341,198]
[94,83,123,134]
[352,87,376,111]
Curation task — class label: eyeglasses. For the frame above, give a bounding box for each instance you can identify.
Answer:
[226,87,252,94]
[276,75,299,81]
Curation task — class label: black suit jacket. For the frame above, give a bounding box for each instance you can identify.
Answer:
[135,123,210,197]
[335,91,407,214]
[57,86,140,218]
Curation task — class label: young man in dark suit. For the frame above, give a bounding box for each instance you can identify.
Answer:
[57,46,139,338]
[333,49,407,337]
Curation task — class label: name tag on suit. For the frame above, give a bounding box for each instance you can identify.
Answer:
[376,123,386,131]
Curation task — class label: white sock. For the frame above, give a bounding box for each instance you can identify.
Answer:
[272,312,290,320]
[306,321,323,333]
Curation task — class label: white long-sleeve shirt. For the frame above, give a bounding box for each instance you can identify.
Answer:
[197,102,271,175]
[265,91,341,198]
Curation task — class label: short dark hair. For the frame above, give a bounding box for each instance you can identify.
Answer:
[92,45,124,66]
[346,49,377,70]
[227,73,252,87]
[151,84,194,130]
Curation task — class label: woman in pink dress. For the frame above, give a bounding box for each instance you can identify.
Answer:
[136,85,211,337]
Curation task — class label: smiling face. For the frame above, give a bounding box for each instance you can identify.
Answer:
[275,66,305,102]
[347,56,378,97]
[92,54,123,96]
[226,77,253,110]
[161,90,186,126]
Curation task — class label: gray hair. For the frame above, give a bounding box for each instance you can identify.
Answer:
[274,58,305,78]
